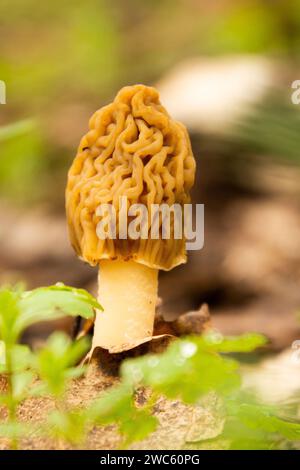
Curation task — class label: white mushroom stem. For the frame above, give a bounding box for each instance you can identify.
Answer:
[91,260,158,353]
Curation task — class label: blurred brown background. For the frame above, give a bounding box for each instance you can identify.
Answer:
[0,0,300,350]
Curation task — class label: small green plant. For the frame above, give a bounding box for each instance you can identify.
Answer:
[118,333,300,449]
[0,283,299,450]
[0,283,98,448]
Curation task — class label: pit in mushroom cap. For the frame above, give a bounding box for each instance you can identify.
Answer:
[66,84,196,271]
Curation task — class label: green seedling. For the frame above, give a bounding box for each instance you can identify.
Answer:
[0,283,98,448]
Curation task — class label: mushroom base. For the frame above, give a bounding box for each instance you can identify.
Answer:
[91,260,158,354]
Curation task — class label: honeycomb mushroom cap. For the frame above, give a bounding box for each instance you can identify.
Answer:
[66,84,196,270]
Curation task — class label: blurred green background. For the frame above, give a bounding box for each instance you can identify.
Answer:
[1,0,300,351]
[1,0,300,204]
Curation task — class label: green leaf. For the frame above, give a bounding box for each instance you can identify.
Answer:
[88,384,158,447]
[0,394,11,407]
[18,283,101,330]
[120,409,158,447]
[201,331,267,353]
[88,384,133,425]
[0,288,21,344]
[0,340,5,366]
[29,382,49,397]
[0,421,30,439]
[121,338,241,403]
[0,343,35,373]
[35,332,89,397]
[222,417,278,450]
[10,344,35,372]
[0,284,100,342]
[0,343,35,403]
[47,409,88,445]
[43,284,101,310]
[229,402,300,441]
[12,370,35,401]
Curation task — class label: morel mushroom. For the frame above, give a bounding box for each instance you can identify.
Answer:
[66,84,196,354]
